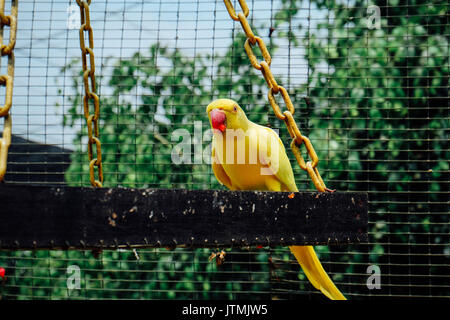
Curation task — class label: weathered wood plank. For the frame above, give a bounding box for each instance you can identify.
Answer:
[0,185,368,249]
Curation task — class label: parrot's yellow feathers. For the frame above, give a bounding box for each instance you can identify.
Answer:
[206,97,347,300]
[206,98,239,113]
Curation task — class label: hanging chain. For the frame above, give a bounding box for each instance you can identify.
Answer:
[77,0,103,187]
[223,0,330,192]
[0,0,17,182]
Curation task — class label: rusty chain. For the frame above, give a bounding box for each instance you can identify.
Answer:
[77,0,103,187]
[223,0,329,192]
[0,0,17,182]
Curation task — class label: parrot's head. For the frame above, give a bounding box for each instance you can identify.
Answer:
[206,99,249,133]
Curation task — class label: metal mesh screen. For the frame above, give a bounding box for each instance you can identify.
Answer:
[0,0,448,300]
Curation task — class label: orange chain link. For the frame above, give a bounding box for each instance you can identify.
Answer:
[0,0,17,182]
[77,0,103,187]
[223,0,330,192]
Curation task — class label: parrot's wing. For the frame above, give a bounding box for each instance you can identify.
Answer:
[256,126,298,192]
[212,145,234,190]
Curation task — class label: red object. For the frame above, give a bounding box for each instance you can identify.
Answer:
[0,267,5,278]
[210,109,227,133]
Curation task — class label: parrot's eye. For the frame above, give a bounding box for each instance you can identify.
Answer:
[233,106,238,112]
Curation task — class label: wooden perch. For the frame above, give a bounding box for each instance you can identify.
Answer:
[0,185,368,250]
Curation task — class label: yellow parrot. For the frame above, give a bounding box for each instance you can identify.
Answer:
[206,98,346,300]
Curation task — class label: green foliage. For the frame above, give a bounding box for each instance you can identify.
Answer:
[0,249,271,300]
[275,0,449,297]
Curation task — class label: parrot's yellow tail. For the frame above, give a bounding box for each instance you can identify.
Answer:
[289,245,347,300]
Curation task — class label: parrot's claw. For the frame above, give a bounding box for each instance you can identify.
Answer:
[209,250,226,266]
[325,187,336,193]
[91,249,103,258]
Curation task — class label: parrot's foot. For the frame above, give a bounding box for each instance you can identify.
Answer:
[91,249,103,258]
[325,187,336,193]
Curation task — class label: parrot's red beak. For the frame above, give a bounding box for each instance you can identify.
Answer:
[210,109,226,133]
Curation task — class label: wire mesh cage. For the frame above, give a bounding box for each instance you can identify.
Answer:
[0,0,448,300]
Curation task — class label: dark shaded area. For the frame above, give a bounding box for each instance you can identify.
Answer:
[4,135,72,185]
